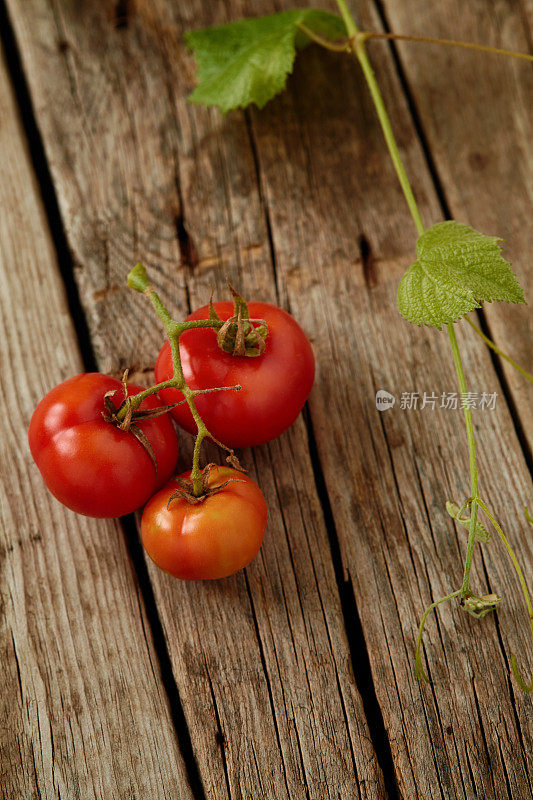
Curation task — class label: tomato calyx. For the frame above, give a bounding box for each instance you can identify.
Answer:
[102,369,178,474]
[167,463,246,506]
[210,283,268,358]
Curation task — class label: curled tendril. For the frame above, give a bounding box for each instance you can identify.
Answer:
[415,589,462,683]
[417,498,533,692]
[475,498,533,693]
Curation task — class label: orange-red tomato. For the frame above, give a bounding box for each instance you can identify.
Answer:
[141,466,267,580]
[28,373,179,518]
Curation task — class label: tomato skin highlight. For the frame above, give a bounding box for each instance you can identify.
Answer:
[141,467,267,580]
[28,373,179,518]
[155,301,315,448]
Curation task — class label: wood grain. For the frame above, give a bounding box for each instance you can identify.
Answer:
[245,2,533,794]
[3,0,532,797]
[2,1,387,798]
[0,40,193,800]
[380,0,533,440]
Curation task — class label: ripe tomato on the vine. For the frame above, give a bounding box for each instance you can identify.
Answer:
[28,373,179,518]
[141,466,267,580]
[155,301,315,448]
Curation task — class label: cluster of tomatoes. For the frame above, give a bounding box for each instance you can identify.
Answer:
[29,297,315,580]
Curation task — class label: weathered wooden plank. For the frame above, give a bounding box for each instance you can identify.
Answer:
[245,1,533,796]
[0,41,194,800]
[380,0,533,440]
[5,0,532,798]
[2,1,387,798]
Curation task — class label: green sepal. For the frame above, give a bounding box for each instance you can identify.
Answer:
[208,291,222,323]
[227,282,250,321]
[216,282,268,357]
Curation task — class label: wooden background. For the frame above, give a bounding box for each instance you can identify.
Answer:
[1,0,532,797]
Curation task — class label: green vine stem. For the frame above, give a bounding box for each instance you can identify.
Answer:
[465,316,533,384]
[335,0,532,689]
[335,0,425,236]
[125,264,243,496]
[447,323,479,595]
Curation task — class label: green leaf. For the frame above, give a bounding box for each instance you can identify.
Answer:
[398,221,526,329]
[185,10,345,113]
[446,500,490,543]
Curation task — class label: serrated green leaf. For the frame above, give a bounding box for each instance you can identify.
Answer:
[185,10,345,113]
[398,221,526,329]
[446,500,491,543]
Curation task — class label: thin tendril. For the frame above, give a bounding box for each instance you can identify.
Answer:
[361,31,533,63]
[415,590,462,682]
[477,498,533,692]
[465,317,533,384]
[297,22,350,52]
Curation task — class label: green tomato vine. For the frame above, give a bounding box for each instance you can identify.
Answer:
[123,264,268,497]
[184,0,533,690]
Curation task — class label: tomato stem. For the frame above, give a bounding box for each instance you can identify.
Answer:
[122,379,179,411]
[126,263,242,496]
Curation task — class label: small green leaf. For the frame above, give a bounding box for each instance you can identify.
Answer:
[446,500,490,543]
[185,10,345,113]
[398,221,526,329]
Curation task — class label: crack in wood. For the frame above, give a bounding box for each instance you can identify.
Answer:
[119,514,208,800]
[174,213,199,271]
[114,0,134,31]
[302,408,401,800]
[360,234,378,289]
[0,0,97,373]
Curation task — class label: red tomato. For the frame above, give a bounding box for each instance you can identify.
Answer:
[141,466,267,580]
[155,302,315,448]
[28,373,179,518]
